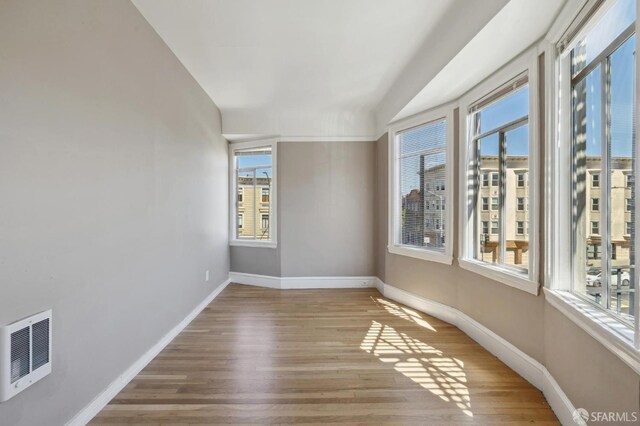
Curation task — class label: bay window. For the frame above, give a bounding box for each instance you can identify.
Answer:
[388,106,454,263]
[548,0,639,355]
[460,51,539,294]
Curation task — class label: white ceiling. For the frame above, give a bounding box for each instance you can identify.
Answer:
[132,0,566,140]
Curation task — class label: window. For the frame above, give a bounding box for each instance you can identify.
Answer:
[517,221,524,235]
[460,52,538,293]
[491,221,499,235]
[549,0,637,346]
[389,107,453,263]
[482,221,489,234]
[230,140,277,247]
[482,173,489,187]
[482,197,489,211]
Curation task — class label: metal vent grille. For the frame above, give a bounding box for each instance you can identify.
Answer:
[10,327,30,383]
[32,319,49,370]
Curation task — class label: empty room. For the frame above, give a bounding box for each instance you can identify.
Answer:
[1,0,640,424]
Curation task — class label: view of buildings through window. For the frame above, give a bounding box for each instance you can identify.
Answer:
[398,119,447,252]
[472,81,530,272]
[571,0,636,324]
[234,147,273,241]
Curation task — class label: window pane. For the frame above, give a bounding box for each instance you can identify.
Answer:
[572,0,636,77]
[504,124,529,271]
[478,86,529,135]
[235,147,272,241]
[399,120,447,252]
[476,133,499,264]
[608,35,635,322]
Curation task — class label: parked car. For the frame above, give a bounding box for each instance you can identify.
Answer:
[586,269,630,287]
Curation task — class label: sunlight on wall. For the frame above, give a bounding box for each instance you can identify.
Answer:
[360,320,473,417]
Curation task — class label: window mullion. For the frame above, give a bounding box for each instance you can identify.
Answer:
[601,55,611,309]
[499,131,507,265]
[253,169,257,240]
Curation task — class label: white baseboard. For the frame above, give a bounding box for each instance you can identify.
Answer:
[377,280,578,426]
[229,272,377,289]
[66,278,231,426]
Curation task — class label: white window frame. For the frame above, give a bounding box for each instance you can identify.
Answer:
[544,0,640,374]
[388,104,455,264]
[229,139,278,248]
[459,49,541,295]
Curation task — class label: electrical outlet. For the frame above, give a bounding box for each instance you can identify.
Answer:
[205,270,210,282]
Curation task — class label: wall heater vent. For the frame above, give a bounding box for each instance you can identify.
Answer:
[0,309,52,402]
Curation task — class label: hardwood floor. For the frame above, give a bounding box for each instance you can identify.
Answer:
[91,284,558,425]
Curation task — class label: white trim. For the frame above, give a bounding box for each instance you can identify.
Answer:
[229,272,378,289]
[377,281,579,425]
[387,104,455,264]
[387,245,453,265]
[459,258,540,296]
[458,47,541,295]
[277,136,376,143]
[66,278,231,426]
[544,288,640,375]
[229,139,278,248]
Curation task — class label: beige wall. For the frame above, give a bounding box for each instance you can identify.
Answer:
[230,141,376,278]
[0,1,229,424]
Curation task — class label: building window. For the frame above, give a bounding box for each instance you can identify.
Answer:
[482,197,489,211]
[389,107,453,263]
[491,221,499,235]
[482,172,489,187]
[564,0,636,326]
[627,222,632,235]
[460,59,537,290]
[230,140,277,246]
[482,221,489,234]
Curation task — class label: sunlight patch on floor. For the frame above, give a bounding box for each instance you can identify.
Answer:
[360,320,472,417]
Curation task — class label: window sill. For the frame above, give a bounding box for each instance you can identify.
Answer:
[387,245,453,265]
[544,288,640,375]
[230,240,277,249]
[458,258,539,295]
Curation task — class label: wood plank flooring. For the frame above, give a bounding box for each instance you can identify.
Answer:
[91,284,558,425]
